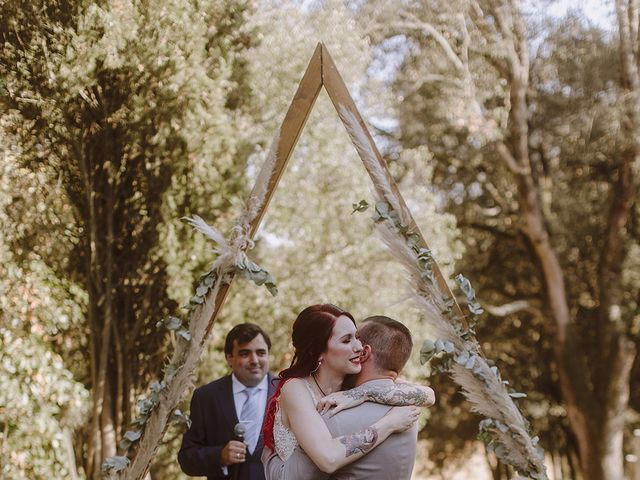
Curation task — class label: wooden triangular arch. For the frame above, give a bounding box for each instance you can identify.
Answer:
[117,43,472,480]
[209,42,466,325]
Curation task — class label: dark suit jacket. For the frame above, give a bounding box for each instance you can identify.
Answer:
[178,373,278,480]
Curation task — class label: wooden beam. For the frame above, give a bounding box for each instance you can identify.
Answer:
[248,42,324,239]
[205,43,324,338]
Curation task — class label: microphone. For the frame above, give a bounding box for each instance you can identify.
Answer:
[234,422,246,442]
[231,423,246,480]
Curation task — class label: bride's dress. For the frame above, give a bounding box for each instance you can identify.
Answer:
[273,380,319,460]
[264,380,344,480]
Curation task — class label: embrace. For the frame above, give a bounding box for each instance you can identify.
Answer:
[178,304,436,480]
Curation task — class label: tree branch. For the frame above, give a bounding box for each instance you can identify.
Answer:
[496,141,529,175]
[598,157,638,319]
[483,178,515,214]
[395,14,466,74]
[483,299,543,318]
[458,219,519,240]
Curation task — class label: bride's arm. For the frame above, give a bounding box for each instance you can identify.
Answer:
[280,379,418,474]
[317,382,435,416]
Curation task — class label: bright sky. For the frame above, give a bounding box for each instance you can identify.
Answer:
[543,0,615,29]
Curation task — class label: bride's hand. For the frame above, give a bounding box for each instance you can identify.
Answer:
[383,406,420,433]
[316,391,366,417]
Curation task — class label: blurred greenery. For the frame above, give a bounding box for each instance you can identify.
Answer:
[361,2,639,478]
[1,1,638,479]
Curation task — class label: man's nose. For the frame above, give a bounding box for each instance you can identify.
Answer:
[248,352,259,363]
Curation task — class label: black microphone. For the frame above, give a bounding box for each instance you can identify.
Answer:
[234,422,246,442]
[231,423,246,480]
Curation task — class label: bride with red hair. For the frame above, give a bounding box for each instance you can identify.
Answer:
[261,304,433,477]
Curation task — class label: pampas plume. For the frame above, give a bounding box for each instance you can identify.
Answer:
[336,105,412,227]
[243,129,281,225]
[182,215,228,248]
[370,173,547,479]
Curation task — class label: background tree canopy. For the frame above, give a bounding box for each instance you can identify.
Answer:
[1,1,638,479]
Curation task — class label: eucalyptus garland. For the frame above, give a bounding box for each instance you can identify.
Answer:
[102,234,277,476]
[367,199,547,479]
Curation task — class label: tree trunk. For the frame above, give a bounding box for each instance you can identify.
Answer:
[557,335,635,480]
[83,119,121,479]
[114,322,124,445]
[62,427,79,480]
[595,337,635,480]
[499,3,637,477]
[566,444,579,480]
[101,376,117,460]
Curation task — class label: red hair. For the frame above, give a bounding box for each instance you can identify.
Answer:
[262,304,355,451]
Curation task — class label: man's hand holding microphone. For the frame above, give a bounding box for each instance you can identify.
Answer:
[221,423,247,479]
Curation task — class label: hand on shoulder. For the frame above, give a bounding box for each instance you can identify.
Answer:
[317,390,365,417]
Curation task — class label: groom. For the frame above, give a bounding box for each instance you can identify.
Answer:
[264,315,432,479]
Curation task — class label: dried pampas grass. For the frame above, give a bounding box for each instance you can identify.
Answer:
[334,101,546,479]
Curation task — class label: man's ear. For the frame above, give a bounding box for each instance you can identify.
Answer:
[225,353,233,367]
[360,345,373,362]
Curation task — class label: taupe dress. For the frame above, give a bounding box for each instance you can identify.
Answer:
[262,379,418,480]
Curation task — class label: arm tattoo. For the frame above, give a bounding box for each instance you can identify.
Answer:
[344,384,430,405]
[339,427,378,457]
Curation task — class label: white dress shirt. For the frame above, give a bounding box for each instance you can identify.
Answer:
[231,373,269,431]
[221,374,269,475]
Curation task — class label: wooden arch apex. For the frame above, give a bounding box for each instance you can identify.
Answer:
[121,42,472,480]
[209,42,466,328]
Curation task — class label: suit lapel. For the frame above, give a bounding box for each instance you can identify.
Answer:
[250,373,278,458]
[219,375,239,433]
[266,373,278,404]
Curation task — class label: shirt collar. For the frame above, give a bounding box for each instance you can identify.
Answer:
[231,373,268,395]
[359,378,394,387]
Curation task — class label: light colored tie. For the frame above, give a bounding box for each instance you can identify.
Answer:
[240,387,260,454]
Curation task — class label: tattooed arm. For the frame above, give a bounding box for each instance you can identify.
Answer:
[338,427,378,457]
[317,382,435,416]
[280,379,419,473]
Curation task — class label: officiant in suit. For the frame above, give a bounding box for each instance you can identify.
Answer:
[179,323,277,480]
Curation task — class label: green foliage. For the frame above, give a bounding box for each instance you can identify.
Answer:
[235,257,278,297]
[101,456,129,474]
[456,274,483,316]
[0,325,89,479]
[0,131,89,479]
[2,0,256,476]
[371,197,544,476]
[368,2,639,473]
[351,199,370,214]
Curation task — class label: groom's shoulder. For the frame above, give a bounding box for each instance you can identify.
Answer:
[326,399,391,429]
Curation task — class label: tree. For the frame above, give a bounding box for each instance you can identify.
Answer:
[0,124,89,480]
[1,0,254,477]
[361,0,639,478]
